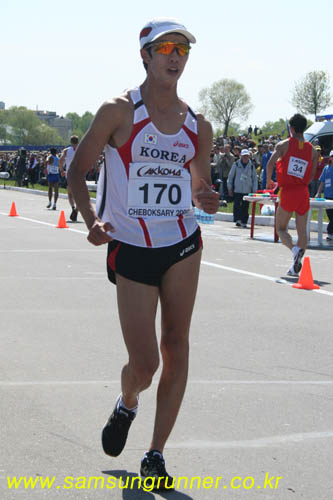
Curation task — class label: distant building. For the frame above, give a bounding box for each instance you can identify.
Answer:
[0,101,5,110]
[36,110,72,142]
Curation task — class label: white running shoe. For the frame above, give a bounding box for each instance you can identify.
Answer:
[293,248,305,273]
[287,265,299,277]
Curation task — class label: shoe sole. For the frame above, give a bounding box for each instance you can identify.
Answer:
[294,249,305,273]
[287,270,299,277]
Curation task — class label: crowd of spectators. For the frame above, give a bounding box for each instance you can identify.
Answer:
[210,132,282,193]
[0,147,103,188]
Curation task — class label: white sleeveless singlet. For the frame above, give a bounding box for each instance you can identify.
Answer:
[96,87,199,248]
[65,146,76,176]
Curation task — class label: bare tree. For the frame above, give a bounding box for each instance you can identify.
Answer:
[292,71,332,117]
[199,79,253,136]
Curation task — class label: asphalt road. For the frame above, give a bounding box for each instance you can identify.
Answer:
[0,188,332,500]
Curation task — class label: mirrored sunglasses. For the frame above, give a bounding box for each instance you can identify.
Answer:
[148,41,191,57]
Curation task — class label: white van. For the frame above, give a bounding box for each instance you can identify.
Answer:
[304,114,333,155]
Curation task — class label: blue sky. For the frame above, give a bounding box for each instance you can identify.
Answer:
[2,0,333,129]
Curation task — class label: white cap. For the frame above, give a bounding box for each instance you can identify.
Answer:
[240,149,250,156]
[329,150,333,157]
[139,18,196,49]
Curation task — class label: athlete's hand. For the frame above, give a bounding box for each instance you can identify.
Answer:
[87,220,115,246]
[266,180,276,190]
[195,178,220,214]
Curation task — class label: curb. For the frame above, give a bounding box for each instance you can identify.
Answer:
[1,185,96,204]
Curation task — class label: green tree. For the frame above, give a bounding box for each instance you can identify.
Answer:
[260,118,288,137]
[65,112,81,130]
[80,111,94,133]
[65,111,94,139]
[291,71,332,117]
[199,79,253,136]
[0,107,63,145]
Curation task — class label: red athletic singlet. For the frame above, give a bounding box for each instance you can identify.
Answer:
[276,137,313,187]
[277,137,313,215]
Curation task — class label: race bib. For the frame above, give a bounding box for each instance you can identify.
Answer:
[325,178,331,188]
[287,156,308,179]
[48,165,59,175]
[127,162,192,219]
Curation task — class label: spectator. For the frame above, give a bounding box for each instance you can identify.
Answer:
[232,145,241,161]
[217,144,234,201]
[261,144,274,190]
[315,150,333,240]
[309,146,328,197]
[227,149,258,228]
[15,149,27,186]
[27,153,38,187]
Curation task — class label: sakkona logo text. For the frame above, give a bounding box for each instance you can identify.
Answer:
[137,165,182,177]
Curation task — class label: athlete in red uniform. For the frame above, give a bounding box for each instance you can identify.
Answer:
[266,114,318,276]
[67,18,219,489]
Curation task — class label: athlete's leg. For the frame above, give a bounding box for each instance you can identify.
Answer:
[276,204,293,249]
[67,184,75,208]
[116,275,160,409]
[48,184,53,203]
[54,183,59,203]
[295,211,308,250]
[150,249,202,453]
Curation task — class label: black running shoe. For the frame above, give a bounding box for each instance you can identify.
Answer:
[293,248,305,273]
[70,208,78,222]
[101,396,136,457]
[140,450,174,491]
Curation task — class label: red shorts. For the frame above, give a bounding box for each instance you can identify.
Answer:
[279,185,309,215]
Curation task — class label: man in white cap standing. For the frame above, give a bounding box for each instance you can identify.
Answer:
[227,149,258,228]
[67,17,219,490]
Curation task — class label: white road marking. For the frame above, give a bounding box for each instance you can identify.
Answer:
[0,212,88,235]
[202,260,333,297]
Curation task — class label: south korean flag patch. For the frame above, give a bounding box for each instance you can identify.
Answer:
[144,133,157,145]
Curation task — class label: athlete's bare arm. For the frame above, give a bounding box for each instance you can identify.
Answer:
[309,147,319,183]
[67,97,131,245]
[266,140,288,189]
[191,114,219,214]
[58,148,68,176]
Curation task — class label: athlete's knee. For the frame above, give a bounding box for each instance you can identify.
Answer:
[276,223,288,235]
[130,357,159,388]
[161,333,189,362]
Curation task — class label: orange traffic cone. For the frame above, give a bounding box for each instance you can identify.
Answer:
[56,210,69,229]
[292,256,320,290]
[9,201,18,217]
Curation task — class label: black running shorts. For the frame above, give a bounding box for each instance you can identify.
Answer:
[107,227,202,287]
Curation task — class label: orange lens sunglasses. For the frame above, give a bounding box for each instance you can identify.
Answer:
[148,41,191,57]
